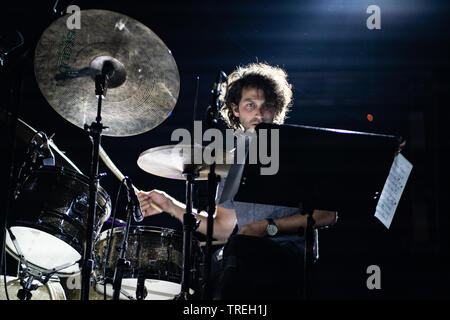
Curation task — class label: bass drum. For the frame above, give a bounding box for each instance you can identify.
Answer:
[6,166,111,276]
[0,276,66,300]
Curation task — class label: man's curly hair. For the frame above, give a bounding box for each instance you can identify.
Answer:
[219,62,293,130]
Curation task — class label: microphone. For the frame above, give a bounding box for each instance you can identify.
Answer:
[124,177,144,223]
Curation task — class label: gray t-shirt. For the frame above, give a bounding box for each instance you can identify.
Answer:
[216,175,305,255]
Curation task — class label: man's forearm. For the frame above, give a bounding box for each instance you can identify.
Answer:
[274,210,337,233]
[167,201,230,241]
[273,212,307,234]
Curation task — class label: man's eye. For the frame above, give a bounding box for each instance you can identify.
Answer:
[247,103,254,108]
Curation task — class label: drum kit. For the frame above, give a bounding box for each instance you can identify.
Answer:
[1,9,230,300]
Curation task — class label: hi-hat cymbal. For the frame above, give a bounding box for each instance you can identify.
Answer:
[137,145,233,180]
[1,108,82,173]
[34,9,179,137]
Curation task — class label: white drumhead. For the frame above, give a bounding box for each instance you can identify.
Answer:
[95,278,193,300]
[6,226,81,276]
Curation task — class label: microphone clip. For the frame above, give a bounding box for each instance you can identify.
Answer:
[207,70,227,127]
[123,176,144,223]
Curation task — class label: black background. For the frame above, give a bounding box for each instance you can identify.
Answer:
[1,0,450,300]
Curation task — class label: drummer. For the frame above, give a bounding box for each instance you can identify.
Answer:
[138,62,337,299]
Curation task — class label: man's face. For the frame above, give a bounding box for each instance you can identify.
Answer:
[232,87,276,131]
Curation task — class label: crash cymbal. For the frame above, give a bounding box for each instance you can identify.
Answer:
[137,145,233,180]
[34,9,179,137]
[1,108,82,173]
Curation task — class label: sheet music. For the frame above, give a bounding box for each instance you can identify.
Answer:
[374,153,413,229]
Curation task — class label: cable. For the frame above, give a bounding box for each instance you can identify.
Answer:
[103,179,124,300]
[2,229,9,300]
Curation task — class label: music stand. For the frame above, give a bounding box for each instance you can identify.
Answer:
[233,122,404,299]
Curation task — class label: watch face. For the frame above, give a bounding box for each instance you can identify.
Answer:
[267,224,278,236]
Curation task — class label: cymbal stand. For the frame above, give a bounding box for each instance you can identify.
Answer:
[202,71,227,299]
[111,191,133,300]
[80,62,112,300]
[174,169,199,300]
[300,202,319,300]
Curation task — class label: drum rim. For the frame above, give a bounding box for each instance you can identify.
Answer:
[99,268,183,284]
[5,230,81,277]
[97,225,182,241]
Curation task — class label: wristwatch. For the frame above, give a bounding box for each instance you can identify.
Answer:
[265,218,278,236]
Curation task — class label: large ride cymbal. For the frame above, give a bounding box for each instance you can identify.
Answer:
[137,145,233,180]
[34,9,179,136]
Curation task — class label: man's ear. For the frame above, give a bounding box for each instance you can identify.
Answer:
[232,103,239,118]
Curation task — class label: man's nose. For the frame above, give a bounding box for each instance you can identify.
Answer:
[254,106,263,119]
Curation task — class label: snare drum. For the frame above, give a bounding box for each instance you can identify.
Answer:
[6,166,111,276]
[94,226,202,300]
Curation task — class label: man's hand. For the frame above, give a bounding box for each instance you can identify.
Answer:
[237,220,268,237]
[138,190,175,217]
